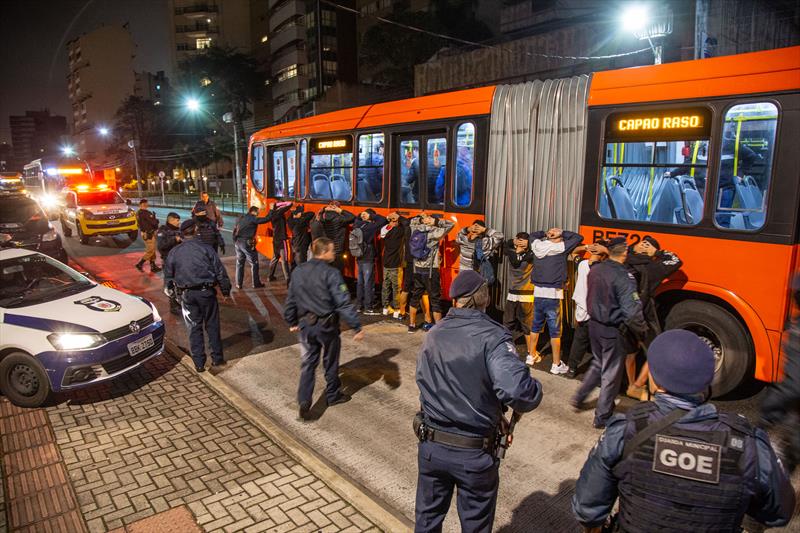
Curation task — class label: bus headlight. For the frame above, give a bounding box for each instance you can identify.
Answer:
[48,332,106,351]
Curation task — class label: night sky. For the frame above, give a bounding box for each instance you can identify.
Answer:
[0,0,171,144]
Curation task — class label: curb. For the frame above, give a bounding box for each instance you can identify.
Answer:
[166,340,414,533]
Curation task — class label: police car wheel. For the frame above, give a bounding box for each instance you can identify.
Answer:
[61,217,72,237]
[128,230,138,241]
[0,352,51,408]
[664,300,752,398]
[77,225,89,245]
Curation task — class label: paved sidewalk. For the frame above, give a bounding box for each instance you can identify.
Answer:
[1,349,385,532]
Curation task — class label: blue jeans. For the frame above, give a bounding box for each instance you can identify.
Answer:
[180,288,223,368]
[356,261,375,310]
[532,297,562,338]
[235,239,261,287]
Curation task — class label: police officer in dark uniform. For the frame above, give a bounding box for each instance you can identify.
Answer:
[233,206,270,289]
[761,275,800,473]
[572,237,647,428]
[573,329,796,532]
[164,219,232,372]
[415,270,542,533]
[156,212,182,314]
[193,207,225,255]
[284,237,363,420]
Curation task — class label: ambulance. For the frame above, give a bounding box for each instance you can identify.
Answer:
[0,249,165,406]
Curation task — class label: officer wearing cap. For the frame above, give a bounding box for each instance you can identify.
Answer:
[415,270,543,532]
[156,212,182,314]
[284,237,363,420]
[572,236,647,428]
[573,329,795,532]
[164,219,232,372]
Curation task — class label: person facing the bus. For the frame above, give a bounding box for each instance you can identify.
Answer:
[566,241,608,379]
[156,212,182,313]
[266,201,293,284]
[193,207,225,255]
[527,227,584,374]
[573,329,796,532]
[321,201,355,272]
[408,212,454,332]
[192,191,223,228]
[288,205,314,267]
[352,209,387,314]
[232,206,271,290]
[380,212,408,318]
[135,199,161,273]
[456,220,503,274]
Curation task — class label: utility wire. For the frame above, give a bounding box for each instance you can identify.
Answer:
[322,0,651,61]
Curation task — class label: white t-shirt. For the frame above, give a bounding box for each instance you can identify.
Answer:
[572,260,591,322]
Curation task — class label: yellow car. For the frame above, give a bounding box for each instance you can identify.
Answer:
[59,185,138,244]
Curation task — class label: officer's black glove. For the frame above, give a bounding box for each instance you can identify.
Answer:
[220,244,226,255]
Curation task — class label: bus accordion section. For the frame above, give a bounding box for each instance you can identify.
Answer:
[246,45,800,396]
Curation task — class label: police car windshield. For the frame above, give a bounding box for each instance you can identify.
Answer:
[0,254,92,308]
[77,191,124,205]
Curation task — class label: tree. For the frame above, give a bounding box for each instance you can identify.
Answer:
[360,0,493,89]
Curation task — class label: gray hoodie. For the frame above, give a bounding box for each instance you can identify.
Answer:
[456,227,504,271]
[409,216,455,271]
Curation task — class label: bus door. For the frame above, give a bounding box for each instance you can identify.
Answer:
[394,132,448,211]
[267,144,296,200]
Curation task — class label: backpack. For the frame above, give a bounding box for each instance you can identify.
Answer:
[475,244,496,285]
[348,227,365,258]
[409,229,432,260]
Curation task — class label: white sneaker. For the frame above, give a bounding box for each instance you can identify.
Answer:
[550,362,569,375]
[392,311,400,319]
[525,354,534,366]
[525,353,542,366]
[382,308,390,315]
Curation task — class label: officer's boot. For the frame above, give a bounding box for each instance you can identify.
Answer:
[150,261,162,273]
[135,260,145,272]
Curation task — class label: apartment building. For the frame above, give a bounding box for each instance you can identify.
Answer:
[168,0,251,69]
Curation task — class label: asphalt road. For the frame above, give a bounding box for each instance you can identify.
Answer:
[55,208,799,531]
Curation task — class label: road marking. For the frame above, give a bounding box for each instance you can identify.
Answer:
[244,290,271,324]
[262,285,284,315]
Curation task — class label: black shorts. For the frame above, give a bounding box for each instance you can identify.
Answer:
[503,299,534,335]
[401,261,414,293]
[410,270,442,312]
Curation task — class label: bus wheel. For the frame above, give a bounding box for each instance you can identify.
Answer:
[77,225,89,244]
[664,300,752,398]
[0,352,51,408]
[61,217,72,237]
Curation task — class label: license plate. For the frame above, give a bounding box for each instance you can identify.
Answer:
[127,334,154,356]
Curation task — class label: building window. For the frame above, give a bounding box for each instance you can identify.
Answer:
[276,64,298,83]
[200,77,212,87]
[714,102,778,231]
[356,133,384,202]
[321,9,335,26]
[261,35,268,43]
[323,60,337,76]
[196,37,212,49]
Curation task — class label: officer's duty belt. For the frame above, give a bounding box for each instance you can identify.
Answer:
[421,426,490,450]
[178,283,215,291]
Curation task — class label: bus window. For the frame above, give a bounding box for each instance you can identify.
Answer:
[251,144,265,191]
[299,139,307,198]
[427,137,446,206]
[714,102,778,231]
[286,148,296,198]
[310,150,353,201]
[399,139,420,206]
[599,139,709,225]
[454,123,475,207]
[357,133,384,203]
[269,148,286,198]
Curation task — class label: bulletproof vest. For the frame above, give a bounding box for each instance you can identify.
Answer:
[613,402,752,533]
[196,220,217,247]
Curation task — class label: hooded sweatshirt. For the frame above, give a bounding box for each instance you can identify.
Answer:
[456,227,504,271]
[529,230,584,294]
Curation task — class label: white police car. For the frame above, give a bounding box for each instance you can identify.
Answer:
[0,248,165,406]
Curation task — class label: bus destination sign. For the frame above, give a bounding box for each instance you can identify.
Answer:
[606,108,712,141]
[312,136,353,154]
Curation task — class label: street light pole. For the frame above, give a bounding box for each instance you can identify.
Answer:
[128,139,142,196]
[223,111,242,203]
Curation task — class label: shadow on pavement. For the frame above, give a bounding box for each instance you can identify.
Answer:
[48,349,180,407]
[304,348,402,422]
[497,478,578,533]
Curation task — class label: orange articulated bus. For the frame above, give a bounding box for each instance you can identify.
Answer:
[247,46,800,396]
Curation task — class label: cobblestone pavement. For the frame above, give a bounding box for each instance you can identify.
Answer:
[1,350,382,533]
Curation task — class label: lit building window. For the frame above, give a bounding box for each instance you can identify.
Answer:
[196,37,212,49]
[200,77,212,86]
[261,35,269,43]
[277,64,298,83]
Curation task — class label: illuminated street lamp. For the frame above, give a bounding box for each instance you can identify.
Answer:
[185,97,201,112]
[621,3,672,65]
[98,126,110,136]
[62,146,76,156]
